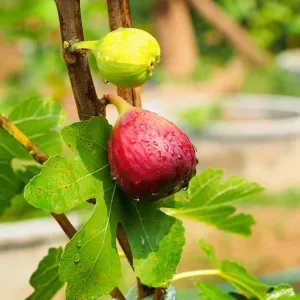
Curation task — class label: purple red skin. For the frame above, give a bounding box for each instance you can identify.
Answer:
[108,108,198,202]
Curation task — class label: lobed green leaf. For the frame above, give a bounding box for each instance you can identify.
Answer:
[166,169,263,236]
[26,247,64,300]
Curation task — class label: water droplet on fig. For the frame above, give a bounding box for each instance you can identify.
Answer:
[151,192,158,196]
[76,240,82,248]
[131,138,136,144]
[183,182,189,191]
[178,155,183,160]
[141,139,149,143]
[140,124,147,132]
[73,254,80,263]
[133,196,140,202]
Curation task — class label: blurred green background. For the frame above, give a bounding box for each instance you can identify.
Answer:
[1,0,300,111]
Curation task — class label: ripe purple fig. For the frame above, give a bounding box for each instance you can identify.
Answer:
[106,93,198,202]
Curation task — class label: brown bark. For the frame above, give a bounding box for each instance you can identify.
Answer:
[152,0,199,77]
[188,0,269,67]
[54,0,106,119]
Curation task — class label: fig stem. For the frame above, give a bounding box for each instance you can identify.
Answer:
[172,269,220,282]
[105,93,134,115]
[69,40,98,53]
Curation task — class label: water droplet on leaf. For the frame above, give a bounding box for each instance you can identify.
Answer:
[73,254,80,263]
[76,240,82,248]
[133,196,140,202]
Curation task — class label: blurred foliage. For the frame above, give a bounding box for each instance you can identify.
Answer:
[190,0,300,62]
[0,0,300,104]
[0,194,49,222]
[0,0,109,104]
[241,65,300,97]
[243,188,300,207]
[177,100,223,131]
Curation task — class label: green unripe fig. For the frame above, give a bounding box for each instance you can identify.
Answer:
[68,28,161,88]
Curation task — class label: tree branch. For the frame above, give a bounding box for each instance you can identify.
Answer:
[54,0,106,119]
[106,1,163,299]
[51,212,77,239]
[187,0,269,67]
[0,113,48,164]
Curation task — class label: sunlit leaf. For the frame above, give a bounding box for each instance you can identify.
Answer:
[166,169,263,236]
[267,284,300,299]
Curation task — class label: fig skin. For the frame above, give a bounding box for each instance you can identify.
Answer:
[69,28,161,88]
[107,94,197,202]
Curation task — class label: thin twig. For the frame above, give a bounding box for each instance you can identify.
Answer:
[0,113,48,164]
[51,213,77,239]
